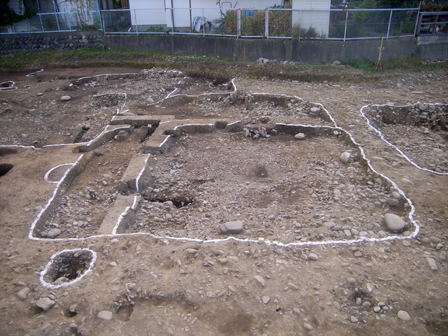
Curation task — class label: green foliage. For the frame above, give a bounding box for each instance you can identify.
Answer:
[349,0,420,8]
[241,10,265,36]
[221,6,293,37]
[292,25,325,40]
[342,58,377,71]
[222,10,237,34]
[268,8,292,36]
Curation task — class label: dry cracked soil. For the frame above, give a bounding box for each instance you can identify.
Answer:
[0,62,448,336]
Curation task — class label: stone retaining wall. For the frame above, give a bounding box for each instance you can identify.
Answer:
[0,32,103,54]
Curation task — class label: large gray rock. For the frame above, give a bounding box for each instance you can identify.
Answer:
[340,152,351,164]
[17,287,30,300]
[397,310,411,321]
[225,121,243,133]
[98,310,113,320]
[220,221,243,234]
[36,297,56,311]
[254,275,266,287]
[47,228,61,238]
[384,213,406,233]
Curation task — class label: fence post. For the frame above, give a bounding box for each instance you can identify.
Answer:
[134,9,138,35]
[386,9,393,39]
[343,8,349,42]
[67,12,71,31]
[55,12,60,31]
[170,6,175,33]
[38,13,44,32]
[414,10,421,37]
[299,9,302,41]
[265,8,269,38]
[101,10,106,35]
[203,8,205,36]
[237,9,241,38]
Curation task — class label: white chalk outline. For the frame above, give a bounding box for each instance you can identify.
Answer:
[44,163,74,184]
[0,81,16,91]
[39,248,97,289]
[21,74,423,248]
[26,69,44,77]
[135,154,151,193]
[360,102,448,176]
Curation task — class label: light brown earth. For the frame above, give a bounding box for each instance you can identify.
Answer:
[0,63,448,336]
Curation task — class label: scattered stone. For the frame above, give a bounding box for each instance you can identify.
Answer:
[436,243,444,250]
[366,283,374,293]
[37,92,43,96]
[47,228,61,239]
[397,310,411,321]
[61,95,71,101]
[401,178,414,186]
[402,240,411,247]
[288,283,299,291]
[310,107,320,113]
[333,60,341,65]
[109,261,117,267]
[294,133,305,140]
[262,295,270,304]
[17,287,30,300]
[340,152,350,164]
[254,275,266,287]
[293,308,301,316]
[354,251,363,257]
[36,297,56,311]
[426,257,438,271]
[308,253,319,261]
[220,221,243,234]
[304,323,313,331]
[384,213,406,233]
[98,310,113,320]
[186,290,199,305]
[41,322,53,334]
[350,316,358,323]
[374,306,381,313]
[114,130,129,141]
[387,198,400,206]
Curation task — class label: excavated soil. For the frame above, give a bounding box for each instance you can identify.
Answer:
[0,64,448,336]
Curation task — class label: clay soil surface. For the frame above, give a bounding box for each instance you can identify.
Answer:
[0,62,448,336]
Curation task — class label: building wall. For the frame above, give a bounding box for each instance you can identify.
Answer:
[292,0,331,37]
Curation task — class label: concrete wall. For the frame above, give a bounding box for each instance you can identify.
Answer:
[104,34,448,63]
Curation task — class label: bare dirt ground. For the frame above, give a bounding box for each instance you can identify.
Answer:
[0,62,448,336]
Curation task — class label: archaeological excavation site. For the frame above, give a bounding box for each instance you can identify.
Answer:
[0,64,448,336]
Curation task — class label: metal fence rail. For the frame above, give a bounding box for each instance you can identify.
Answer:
[1,7,420,41]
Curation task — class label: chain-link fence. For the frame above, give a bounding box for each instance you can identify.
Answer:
[0,11,102,34]
[1,7,419,40]
[100,7,419,40]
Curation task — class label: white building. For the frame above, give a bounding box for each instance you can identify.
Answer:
[127,0,330,35]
